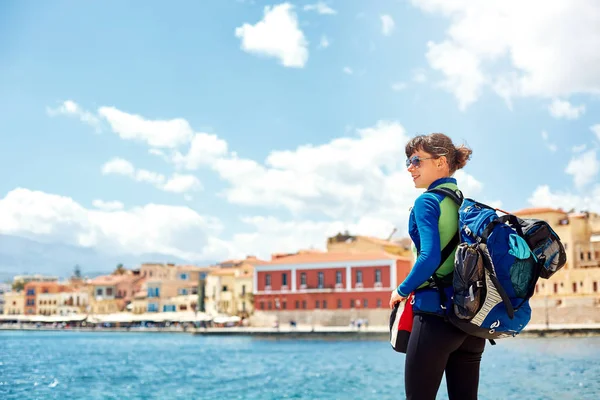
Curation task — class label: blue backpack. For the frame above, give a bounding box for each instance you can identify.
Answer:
[427,187,567,342]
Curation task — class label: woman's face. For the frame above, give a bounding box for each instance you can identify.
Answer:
[406,149,446,189]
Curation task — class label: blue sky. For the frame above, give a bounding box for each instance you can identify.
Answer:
[1,0,599,263]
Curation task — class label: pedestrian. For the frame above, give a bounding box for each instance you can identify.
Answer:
[389,133,484,400]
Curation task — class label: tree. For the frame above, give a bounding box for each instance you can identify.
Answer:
[113,264,126,275]
[12,280,24,292]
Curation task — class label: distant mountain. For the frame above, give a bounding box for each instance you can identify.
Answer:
[0,234,212,282]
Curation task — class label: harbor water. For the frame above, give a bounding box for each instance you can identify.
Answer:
[1,331,599,399]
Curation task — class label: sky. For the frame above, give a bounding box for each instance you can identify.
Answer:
[0,0,599,264]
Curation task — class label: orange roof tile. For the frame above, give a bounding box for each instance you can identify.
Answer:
[89,274,132,286]
[210,268,237,276]
[265,251,405,266]
[512,207,566,216]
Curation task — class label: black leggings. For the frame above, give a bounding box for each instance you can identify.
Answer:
[405,313,486,400]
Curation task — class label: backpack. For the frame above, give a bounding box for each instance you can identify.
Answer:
[426,187,567,342]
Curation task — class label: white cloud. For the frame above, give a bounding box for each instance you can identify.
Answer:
[98,107,193,148]
[411,0,600,108]
[319,35,330,49]
[343,67,353,75]
[381,15,395,36]
[548,99,586,119]
[304,2,336,15]
[391,82,407,91]
[0,188,223,260]
[565,150,599,188]
[101,158,135,176]
[572,144,587,153]
[92,199,124,211]
[211,121,487,232]
[162,174,203,194]
[592,124,600,141]
[541,130,558,153]
[528,184,600,213]
[172,133,229,170]
[101,158,202,194]
[413,69,427,83]
[47,100,101,132]
[235,3,309,68]
[425,40,485,110]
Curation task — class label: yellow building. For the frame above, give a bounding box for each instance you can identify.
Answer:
[206,257,263,316]
[327,232,412,257]
[512,208,600,298]
[130,288,147,314]
[38,292,61,315]
[3,291,25,315]
[142,263,210,313]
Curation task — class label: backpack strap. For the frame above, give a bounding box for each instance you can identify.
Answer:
[427,187,464,207]
[417,187,464,308]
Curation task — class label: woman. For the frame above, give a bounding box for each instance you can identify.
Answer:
[389,133,484,400]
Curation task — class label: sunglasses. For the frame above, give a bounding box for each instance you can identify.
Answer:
[405,155,435,168]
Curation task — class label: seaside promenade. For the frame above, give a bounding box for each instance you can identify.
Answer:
[3,322,600,340]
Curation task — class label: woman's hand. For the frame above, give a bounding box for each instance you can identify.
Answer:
[389,290,406,309]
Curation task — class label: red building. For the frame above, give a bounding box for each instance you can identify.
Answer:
[253,252,412,312]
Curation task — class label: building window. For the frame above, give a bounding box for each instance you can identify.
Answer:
[363,299,368,308]
[356,271,363,284]
[282,273,288,287]
[179,273,189,280]
[265,274,271,287]
[316,300,320,309]
[26,289,35,296]
[178,288,189,295]
[375,269,381,283]
[594,282,598,293]
[295,300,300,309]
[377,299,382,308]
[302,300,306,309]
[318,272,324,288]
[163,305,176,312]
[242,302,246,312]
[336,271,342,285]
[148,303,159,312]
[301,273,307,286]
[350,299,355,308]
[260,302,264,310]
[572,282,577,293]
[242,285,246,296]
[106,288,113,296]
[282,301,287,310]
[222,285,228,292]
[337,299,342,309]
[96,288,103,296]
[323,300,327,309]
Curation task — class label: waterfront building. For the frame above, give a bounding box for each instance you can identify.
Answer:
[206,256,265,317]
[37,292,61,316]
[57,289,89,315]
[88,273,144,314]
[142,264,210,313]
[0,282,10,314]
[252,252,412,326]
[23,282,65,315]
[3,291,24,315]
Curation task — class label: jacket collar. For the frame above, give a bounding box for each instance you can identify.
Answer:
[427,177,457,190]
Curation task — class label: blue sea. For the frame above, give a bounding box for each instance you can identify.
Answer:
[0,331,598,399]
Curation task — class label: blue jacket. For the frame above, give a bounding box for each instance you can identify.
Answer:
[396,177,460,316]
